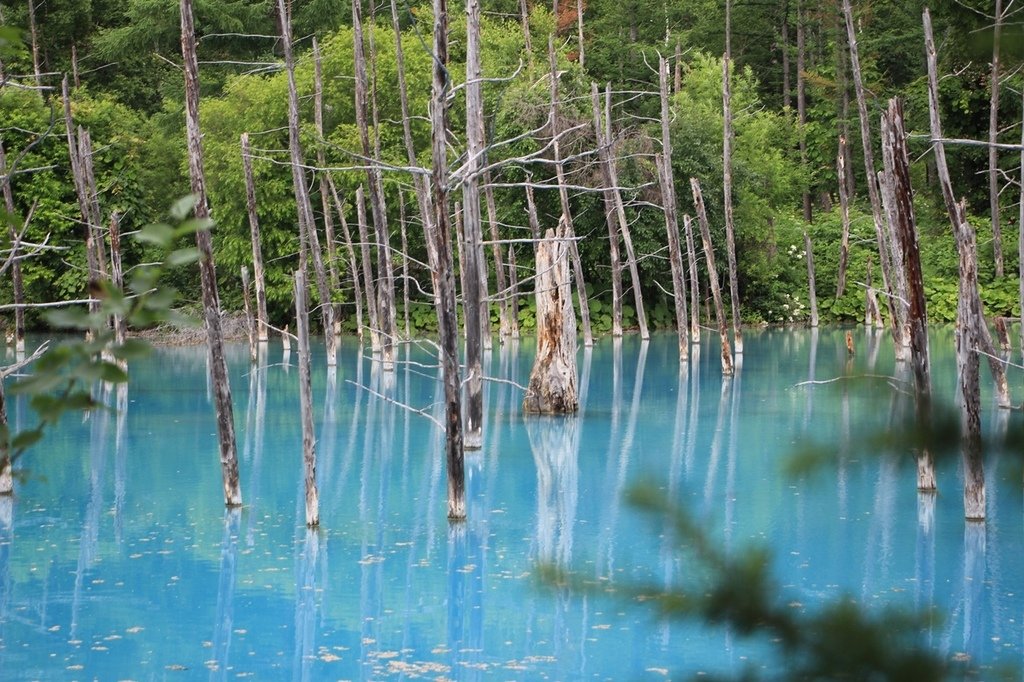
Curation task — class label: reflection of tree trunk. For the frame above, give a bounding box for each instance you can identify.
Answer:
[211,509,240,679]
[962,523,986,658]
[72,398,110,638]
[914,493,935,638]
[113,383,127,543]
[703,378,731,514]
[293,531,321,681]
[527,415,580,569]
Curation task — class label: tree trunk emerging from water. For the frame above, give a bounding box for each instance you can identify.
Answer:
[294,268,319,528]
[180,0,241,508]
[240,133,269,343]
[881,98,935,492]
[327,179,365,341]
[241,266,257,363]
[355,186,381,352]
[835,138,851,300]
[0,138,25,351]
[591,83,624,337]
[988,0,1004,279]
[658,56,689,360]
[523,230,578,414]
[313,38,342,337]
[691,177,734,376]
[683,214,701,343]
[721,56,742,354]
[430,0,466,521]
[803,231,818,327]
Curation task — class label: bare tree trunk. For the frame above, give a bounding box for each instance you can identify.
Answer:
[994,317,1010,352]
[683,214,701,343]
[180,0,240,508]
[842,0,903,353]
[354,0,395,369]
[71,42,80,88]
[691,177,734,376]
[313,38,342,337]
[399,192,411,339]
[781,0,791,109]
[277,0,336,366]
[989,0,1004,279]
[865,255,882,328]
[78,130,108,280]
[797,0,812,223]
[108,213,127,362]
[462,0,486,449]
[877,166,911,361]
[27,0,41,88]
[721,56,742,353]
[575,0,585,69]
[548,38,593,347]
[1019,81,1024,353]
[835,137,851,299]
[590,82,623,336]
[0,138,24,352]
[356,186,381,352]
[327,179,365,340]
[525,179,542,245]
[430,0,466,521]
[0,378,9,494]
[523,230,578,413]
[484,172,515,338]
[658,58,689,358]
[674,39,682,95]
[240,133,269,342]
[803,231,818,327]
[604,84,649,339]
[881,98,935,491]
[241,266,257,363]
[519,0,533,65]
[294,268,319,527]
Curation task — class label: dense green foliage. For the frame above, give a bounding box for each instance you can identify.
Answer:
[1,0,1022,335]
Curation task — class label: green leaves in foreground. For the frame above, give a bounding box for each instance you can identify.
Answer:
[3,197,206,463]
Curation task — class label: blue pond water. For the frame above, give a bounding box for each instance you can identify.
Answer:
[1,327,1023,680]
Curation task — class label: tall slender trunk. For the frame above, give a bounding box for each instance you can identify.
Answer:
[658,56,689,358]
[721,56,742,353]
[108,213,127,359]
[356,186,381,351]
[988,0,1004,278]
[519,0,534,67]
[0,138,24,351]
[399,192,411,339]
[691,178,733,376]
[575,0,585,68]
[430,0,466,520]
[180,0,241,508]
[327,180,365,339]
[548,38,593,346]
[240,133,270,342]
[27,0,41,88]
[1019,75,1024,353]
[797,0,812,223]
[484,172,514,338]
[781,0,791,109]
[835,138,851,299]
[590,82,623,336]
[803,231,818,326]
[683,214,701,343]
[313,38,342,336]
[294,268,319,527]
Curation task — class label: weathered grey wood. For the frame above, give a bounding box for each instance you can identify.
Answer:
[882,97,935,491]
[691,177,734,376]
[683,214,701,343]
[241,266,257,363]
[781,0,791,109]
[240,133,269,342]
[294,268,319,528]
[835,138,851,299]
[277,0,336,367]
[78,129,108,279]
[877,166,910,362]
[575,0,585,69]
[353,0,396,370]
[180,0,241,508]
[1019,82,1024,354]
[674,39,682,95]
[523,229,578,414]
[398,192,411,339]
[108,213,127,361]
[657,55,689,359]
[27,0,41,88]
[313,38,342,336]
[430,0,466,521]
[590,82,623,336]
[842,0,903,353]
[803,231,818,327]
[864,255,883,329]
[327,179,365,340]
[484,171,516,338]
[355,186,381,352]
[721,56,742,354]
[461,0,486,449]
[989,0,1005,279]
[0,137,24,351]
[548,38,593,347]
[796,0,811,223]
[519,0,533,65]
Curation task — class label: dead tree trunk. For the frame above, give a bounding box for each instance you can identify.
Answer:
[865,255,882,329]
[430,0,466,521]
[575,0,585,69]
[277,0,336,366]
[994,317,1010,352]
[241,266,257,363]
[523,230,578,413]
[313,38,342,337]
[108,213,127,358]
[691,177,734,376]
[484,172,516,338]
[354,0,396,370]
[180,0,241,508]
[240,133,270,342]
[881,98,935,491]
[842,0,903,354]
[683,214,701,343]
[0,138,25,352]
[658,55,689,359]
[721,56,743,353]
[591,82,623,336]
[781,0,791,109]
[803,231,818,327]
[462,0,486,449]
[988,0,1004,279]
[0,377,9,494]
[605,85,649,339]
[27,0,41,88]
[1019,82,1024,353]
[835,137,851,299]
[327,179,365,340]
[356,186,381,352]
[796,0,812,223]
[519,0,533,66]
[398,192,411,339]
[548,38,593,347]
[294,268,320,528]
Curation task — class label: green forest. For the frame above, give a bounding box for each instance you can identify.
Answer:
[1,0,1022,335]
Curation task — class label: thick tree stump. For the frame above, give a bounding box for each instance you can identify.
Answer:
[523,230,578,414]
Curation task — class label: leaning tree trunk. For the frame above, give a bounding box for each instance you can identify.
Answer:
[591,82,624,336]
[0,138,25,352]
[658,56,689,360]
[881,98,935,492]
[430,0,466,521]
[683,214,701,343]
[691,177,734,376]
[523,230,578,414]
[721,56,743,353]
[240,133,270,342]
[180,0,241,507]
[294,268,320,528]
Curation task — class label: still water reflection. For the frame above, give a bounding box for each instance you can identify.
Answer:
[1,327,1023,679]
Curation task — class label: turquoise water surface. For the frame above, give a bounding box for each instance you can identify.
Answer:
[1,327,1023,679]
